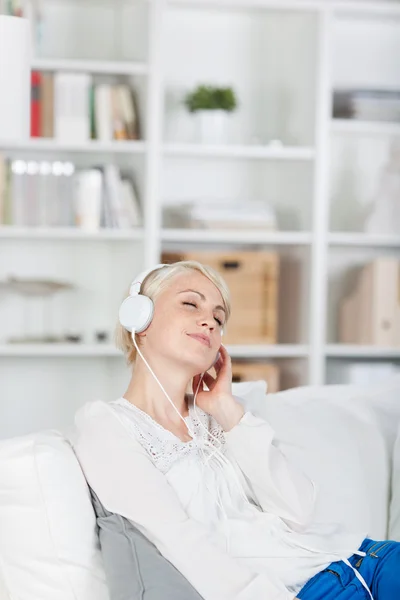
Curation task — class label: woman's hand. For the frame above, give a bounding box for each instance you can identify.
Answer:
[192,344,244,431]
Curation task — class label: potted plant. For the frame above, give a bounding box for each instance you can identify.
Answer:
[184,84,238,144]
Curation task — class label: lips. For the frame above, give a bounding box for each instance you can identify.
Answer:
[188,334,211,347]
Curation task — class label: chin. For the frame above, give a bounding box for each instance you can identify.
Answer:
[184,356,210,376]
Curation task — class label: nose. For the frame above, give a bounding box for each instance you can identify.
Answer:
[197,309,215,330]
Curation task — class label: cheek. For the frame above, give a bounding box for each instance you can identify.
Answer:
[152,306,184,333]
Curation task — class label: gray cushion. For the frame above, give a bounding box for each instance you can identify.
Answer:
[90,489,203,600]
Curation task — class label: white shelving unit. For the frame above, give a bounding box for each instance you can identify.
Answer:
[31,58,149,76]
[160,229,312,245]
[325,345,400,359]
[328,233,400,248]
[331,119,400,138]
[0,226,145,241]
[0,139,147,154]
[1,0,400,438]
[0,343,309,359]
[163,143,315,160]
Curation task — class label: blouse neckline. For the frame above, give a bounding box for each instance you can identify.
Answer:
[116,396,195,445]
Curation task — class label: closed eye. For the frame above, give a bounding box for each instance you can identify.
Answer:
[182,302,224,327]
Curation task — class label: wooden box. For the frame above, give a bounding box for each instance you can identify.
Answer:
[231,361,280,393]
[162,250,279,344]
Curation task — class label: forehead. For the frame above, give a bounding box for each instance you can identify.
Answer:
[166,271,224,303]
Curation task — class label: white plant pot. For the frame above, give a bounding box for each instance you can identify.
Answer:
[195,110,229,144]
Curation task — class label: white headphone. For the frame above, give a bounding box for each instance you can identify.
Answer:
[119,263,168,334]
[119,263,223,364]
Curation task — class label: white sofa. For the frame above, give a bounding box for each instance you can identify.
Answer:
[1,377,400,600]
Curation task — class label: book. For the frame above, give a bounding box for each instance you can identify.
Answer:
[40,72,54,138]
[339,258,400,346]
[111,86,127,140]
[30,70,41,137]
[0,154,6,225]
[117,84,138,140]
[54,72,91,142]
[119,178,141,227]
[103,164,127,227]
[74,169,103,230]
[94,84,113,142]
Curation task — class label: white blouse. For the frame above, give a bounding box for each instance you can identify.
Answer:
[73,396,365,600]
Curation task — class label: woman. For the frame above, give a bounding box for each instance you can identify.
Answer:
[73,260,400,600]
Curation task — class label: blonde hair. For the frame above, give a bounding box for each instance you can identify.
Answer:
[115,260,231,366]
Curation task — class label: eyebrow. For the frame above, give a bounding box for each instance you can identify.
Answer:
[177,289,226,313]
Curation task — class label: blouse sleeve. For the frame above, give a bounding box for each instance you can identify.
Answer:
[73,401,295,600]
[224,410,316,530]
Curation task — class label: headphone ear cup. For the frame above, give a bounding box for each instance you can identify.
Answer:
[119,295,154,333]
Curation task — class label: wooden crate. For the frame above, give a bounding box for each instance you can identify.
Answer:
[162,250,279,344]
[232,361,280,393]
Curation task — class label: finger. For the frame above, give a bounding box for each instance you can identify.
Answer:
[202,372,215,390]
[217,344,231,375]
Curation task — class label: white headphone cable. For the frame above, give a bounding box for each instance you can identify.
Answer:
[131,331,198,438]
[132,331,250,506]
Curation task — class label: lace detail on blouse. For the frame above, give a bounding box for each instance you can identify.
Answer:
[110,397,226,474]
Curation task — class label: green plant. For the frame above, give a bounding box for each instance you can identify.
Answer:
[184,85,238,113]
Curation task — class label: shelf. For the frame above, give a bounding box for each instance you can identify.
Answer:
[162,229,312,245]
[328,232,400,248]
[325,345,400,359]
[31,58,148,76]
[0,344,122,357]
[166,0,323,10]
[331,119,400,137]
[0,227,145,241]
[163,143,315,161]
[0,343,309,358]
[332,1,400,18]
[167,0,400,15]
[0,139,147,154]
[227,345,309,358]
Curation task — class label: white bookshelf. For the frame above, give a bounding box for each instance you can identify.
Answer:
[163,143,315,160]
[328,233,400,248]
[31,58,148,76]
[0,343,308,358]
[331,119,400,138]
[1,0,400,437]
[0,139,147,154]
[325,345,400,359]
[161,229,312,245]
[0,226,145,241]
[0,344,122,357]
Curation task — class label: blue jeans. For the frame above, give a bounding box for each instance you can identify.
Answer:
[298,538,400,599]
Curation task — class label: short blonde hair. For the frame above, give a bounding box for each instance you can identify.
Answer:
[115,260,231,366]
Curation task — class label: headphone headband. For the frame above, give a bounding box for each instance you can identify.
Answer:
[128,263,168,297]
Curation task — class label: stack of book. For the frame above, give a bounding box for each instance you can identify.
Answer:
[0,156,142,230]
[30,71,140,142]
[339,257,400,346]
[333,89,400,122]
[163,199,277,230]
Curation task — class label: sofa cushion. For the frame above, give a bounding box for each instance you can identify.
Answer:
[0,430,109,600]
[0,563,10,600]
[390,424,400,541]
[235,376,400,540]
[91,488,203,600]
